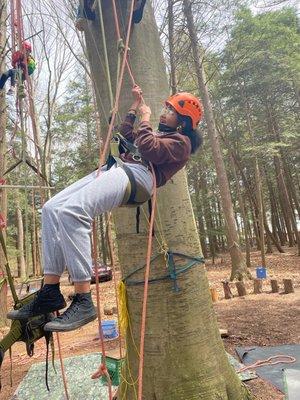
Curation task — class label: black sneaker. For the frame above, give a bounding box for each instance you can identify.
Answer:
[7,284,66,320]
[44,292,97,332]
[133,0,147,24]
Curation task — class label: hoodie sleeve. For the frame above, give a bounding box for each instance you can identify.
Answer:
[135,121,191,165]
[12,51,24,68]
[118,113,136,143]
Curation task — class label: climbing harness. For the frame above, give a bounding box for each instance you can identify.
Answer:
[107,132,152,206]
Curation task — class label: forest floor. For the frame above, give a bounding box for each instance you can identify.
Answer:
[0,246,299,400]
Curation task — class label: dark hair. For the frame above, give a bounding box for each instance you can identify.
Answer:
[178,115,203,154]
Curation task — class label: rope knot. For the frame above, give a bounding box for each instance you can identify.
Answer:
[117,38,125,53]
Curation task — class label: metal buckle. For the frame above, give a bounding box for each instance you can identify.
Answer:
[132,154,142,162]
[112,136,120,144]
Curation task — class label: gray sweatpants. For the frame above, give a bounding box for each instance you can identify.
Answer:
[42,163,153,282]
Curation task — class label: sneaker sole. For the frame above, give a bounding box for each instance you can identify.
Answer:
[43,313,97,332]
[7,302,67,320]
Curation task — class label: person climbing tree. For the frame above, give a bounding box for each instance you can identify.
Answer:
[7,85,203,332]
[0,41,36,95]
[75,0,96,31]
[75,0,146,31]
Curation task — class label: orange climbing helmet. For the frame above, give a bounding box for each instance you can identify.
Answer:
[166,92,203,129]
[22,41,32,52]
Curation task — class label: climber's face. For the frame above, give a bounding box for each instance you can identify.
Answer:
[159,105,178,129]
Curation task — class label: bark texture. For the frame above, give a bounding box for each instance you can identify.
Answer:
[85,1,251,399]
[0,0,8,325]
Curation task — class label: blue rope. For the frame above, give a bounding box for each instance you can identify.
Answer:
[123,251,205,291]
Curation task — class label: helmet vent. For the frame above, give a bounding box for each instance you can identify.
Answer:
[178,100,185,107]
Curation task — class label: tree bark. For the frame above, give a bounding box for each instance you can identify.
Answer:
[84,1,251,398]
[16,195,26,279]
[0,0,8,326]
[182,0,249,281]
[229,155,251,268]
[167,0,177,94]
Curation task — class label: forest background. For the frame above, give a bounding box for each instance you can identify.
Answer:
[0,0,299,305]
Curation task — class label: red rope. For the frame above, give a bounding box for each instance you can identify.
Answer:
[91,220,113,398]
[97,0,136,170]
[94,2,158,399]
[91,2,137,398]
[111,0,136,86]
[137,165,157,400]
[11,2,70,398]
[106,213,123,360]
[55,328,70,400]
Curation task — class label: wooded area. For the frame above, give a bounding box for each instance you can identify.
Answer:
[0,0,299,399]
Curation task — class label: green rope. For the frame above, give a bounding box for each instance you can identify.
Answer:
[123,251,205,291]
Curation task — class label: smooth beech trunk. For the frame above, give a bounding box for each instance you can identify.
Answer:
[84,1,251,398]
[0,0,8,325]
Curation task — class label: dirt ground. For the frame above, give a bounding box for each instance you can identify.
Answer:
[0,246,299,400]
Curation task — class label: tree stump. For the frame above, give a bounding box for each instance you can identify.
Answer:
[270,279,279,293]
[219,329,229,338]
[112,306,118,314]
[283,279,294,294]
[104,305,114,315]
[253,278,262,294]
[210,287,219,302]
[235,281,247,297]
[222,281,233,299]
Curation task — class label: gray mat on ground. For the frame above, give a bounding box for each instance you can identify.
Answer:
[236,344,300,393]
[13,352,116,400]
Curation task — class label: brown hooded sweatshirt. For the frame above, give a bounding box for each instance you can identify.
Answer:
[119,114,191,187]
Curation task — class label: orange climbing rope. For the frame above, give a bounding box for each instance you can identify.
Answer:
[90,1,158,399]
[91,1,138,399]
[97,0,137,170]
[137,168,157,400]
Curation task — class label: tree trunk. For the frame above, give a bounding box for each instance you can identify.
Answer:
[281,156,300,219]
[167,0,177,94]
[190,166,208,258]
[84,1,251,398]
[0,0,8,326]
[15,195,26,279]
[199,172,217,260]
[182,0,249,281]
[221,137,285,254]
[229,156,251,268]
[267,104,300,254]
